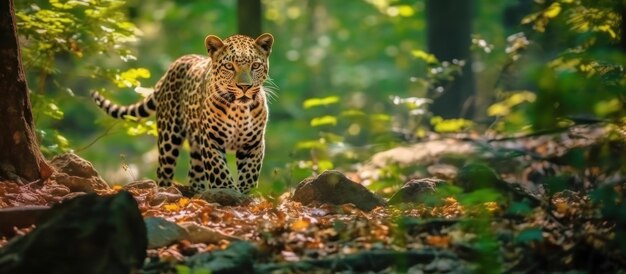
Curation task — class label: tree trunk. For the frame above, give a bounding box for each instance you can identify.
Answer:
[0,0,53,182]
[426,0,476,119]
[237,0,262,37]
[620,2,626,53]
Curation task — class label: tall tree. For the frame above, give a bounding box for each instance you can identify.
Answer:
[237,0,262,37]
[426,0,476,119]
[0,0,53,182]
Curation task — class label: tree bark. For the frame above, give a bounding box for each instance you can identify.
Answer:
[426,0,476,119]
[237,0,262,37]
[0,0,53,182]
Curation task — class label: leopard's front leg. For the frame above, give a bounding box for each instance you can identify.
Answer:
[236,138,264,194]
[202,132,237,190]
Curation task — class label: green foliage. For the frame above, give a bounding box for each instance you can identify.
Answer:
[113,68,151,88]
[17,0,138,61]
[16,0,148,156]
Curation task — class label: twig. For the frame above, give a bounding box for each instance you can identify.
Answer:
[75,121,121,153]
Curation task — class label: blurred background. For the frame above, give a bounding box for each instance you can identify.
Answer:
[14,0,626,195]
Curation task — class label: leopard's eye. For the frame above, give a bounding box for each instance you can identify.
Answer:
[251,62,262,70]
[224,63,234,70]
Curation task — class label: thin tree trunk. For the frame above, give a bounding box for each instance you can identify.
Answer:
[237,0,262,37]
[426,0,476,119]
[0,0,53,182]
[620,2,626,53]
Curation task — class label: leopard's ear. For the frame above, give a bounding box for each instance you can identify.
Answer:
[205,35,224,56]
[255,33,274,55]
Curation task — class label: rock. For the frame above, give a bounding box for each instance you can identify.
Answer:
[145,217,187,249]
[0,191,146,274]
[49,153,109,193]
[50,152,101,178]
[173,183,197,197]
[50,172,109,193]
[145,217,238,249]
[122,179,157,190]
[149,186,183,206]
[291,170,386,211]
[179,222,240,243]
[199,188,252,206]
[186,241,256,274]
[388,178,446,205]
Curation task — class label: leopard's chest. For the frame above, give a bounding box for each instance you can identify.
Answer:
[206,104,266,151]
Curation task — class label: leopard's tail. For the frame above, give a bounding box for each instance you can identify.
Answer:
[91,91,156,119]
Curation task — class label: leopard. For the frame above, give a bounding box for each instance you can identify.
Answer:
[91,33,274,194]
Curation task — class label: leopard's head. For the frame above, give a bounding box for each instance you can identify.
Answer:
[205,33,274,105]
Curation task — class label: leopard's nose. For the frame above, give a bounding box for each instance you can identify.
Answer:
[236,84,252,92]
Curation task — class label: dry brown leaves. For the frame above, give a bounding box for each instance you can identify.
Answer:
[116,179,470,265]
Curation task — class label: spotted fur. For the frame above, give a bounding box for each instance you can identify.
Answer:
[92,33,274,194]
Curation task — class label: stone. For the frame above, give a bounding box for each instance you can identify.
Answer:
[144,217,186,249]
[122,179,157,190]
[49,153,109,193]
[179,222,239,243]
[50,172,109,193]
[186,241,256,274]
[291,170,386,211]
[149,186,183,206]
[199,188,252,206]
[388,178,446,205]
[145,217,238,249]
[50,152,101,179]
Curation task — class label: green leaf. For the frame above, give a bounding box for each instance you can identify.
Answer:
[296,140,326,150]
[43,102,64,120]
[316,160,334,171]
[488,91,536,117]
[431,117,474,133]
[303,96,340,109]
[114,68,151,88]
[411,49,438,64]
[310,115,337,127]
[543,2,561,18]
[370,114,391,121]
[55,134,69,147]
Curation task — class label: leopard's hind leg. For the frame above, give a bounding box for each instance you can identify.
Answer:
[156,115,185,187]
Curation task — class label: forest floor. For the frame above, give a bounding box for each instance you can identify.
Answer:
[1,124,626,273]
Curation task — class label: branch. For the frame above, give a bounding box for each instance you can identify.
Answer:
[75,120,121,153]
